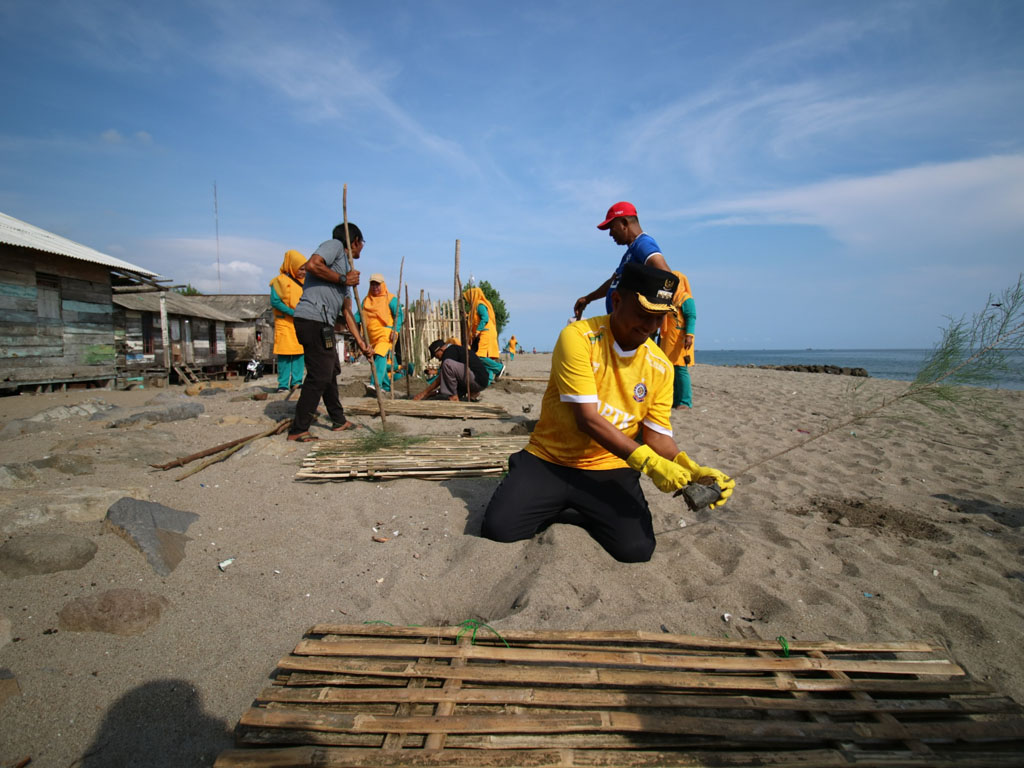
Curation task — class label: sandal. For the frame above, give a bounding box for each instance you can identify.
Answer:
[287,432,319,442]
[330,420,358,432]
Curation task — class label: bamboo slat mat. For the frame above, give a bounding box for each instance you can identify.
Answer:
[343,400,509,419]
[295,435,528,481]
[215,624,1024,767]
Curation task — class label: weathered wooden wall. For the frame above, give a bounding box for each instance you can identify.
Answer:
[0,245,116,386]
[115,310,228,372]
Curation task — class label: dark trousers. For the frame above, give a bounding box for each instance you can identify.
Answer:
[481,450,656,563]
[290,317,346,434]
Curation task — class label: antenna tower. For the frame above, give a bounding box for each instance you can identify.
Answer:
[213,181,222,293]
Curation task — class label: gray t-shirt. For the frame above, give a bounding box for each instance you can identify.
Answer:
[293,239,351,324]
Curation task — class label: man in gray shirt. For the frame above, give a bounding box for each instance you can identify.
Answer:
[288,223,372,441]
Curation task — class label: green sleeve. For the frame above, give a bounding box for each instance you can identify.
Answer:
[681,297,696,334]
[477,303,489,332]
[270,286,294,316]
[353,306,361,325]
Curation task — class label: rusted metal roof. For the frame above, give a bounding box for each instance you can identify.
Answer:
[0,210,164,279]
[112,292,241,322]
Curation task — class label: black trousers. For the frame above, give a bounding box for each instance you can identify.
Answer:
[481,450,656,563]
[290,317,346,434]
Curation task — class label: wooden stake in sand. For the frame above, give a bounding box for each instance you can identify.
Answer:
[343,184,387,425]
[151,421,291,470]
[387,256,405,398]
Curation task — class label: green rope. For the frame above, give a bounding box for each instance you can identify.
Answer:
[776,636,790,657]
[455,619,510,647]
[363,620,394,626]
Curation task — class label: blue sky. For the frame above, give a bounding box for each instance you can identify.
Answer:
[2,0,1022,350]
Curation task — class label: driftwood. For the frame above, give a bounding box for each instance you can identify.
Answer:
[151,422,288,470]
[175,419,290,481]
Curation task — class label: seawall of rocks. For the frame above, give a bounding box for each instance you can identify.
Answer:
[733,364,869,377]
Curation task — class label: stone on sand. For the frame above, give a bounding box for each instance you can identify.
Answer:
[104,497,199,576]
[58,588,169,635]
[0,532,98,577]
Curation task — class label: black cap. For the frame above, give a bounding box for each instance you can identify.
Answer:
[428,339,446,357]
[616,262,678,312]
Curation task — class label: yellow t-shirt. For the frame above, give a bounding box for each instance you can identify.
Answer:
[527,315,674,470]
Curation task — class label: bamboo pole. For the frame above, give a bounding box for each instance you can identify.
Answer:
[387,256,405,398]
[343,184,387,425]
[404,284,412,400]
[455,239,471,402]
[151,425,287,469]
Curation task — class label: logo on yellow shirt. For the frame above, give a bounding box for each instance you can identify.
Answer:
[633,382,647,402]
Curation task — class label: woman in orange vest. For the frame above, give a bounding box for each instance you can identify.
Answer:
[508,334,517,360]
[355,274,404,392]
[269,250,307,392]
[464,285,504,383]
[658,271,696,409]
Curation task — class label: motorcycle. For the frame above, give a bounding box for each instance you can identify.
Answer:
[244,358,265,382]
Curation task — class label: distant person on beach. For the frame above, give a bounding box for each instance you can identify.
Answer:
[508,335,517,360]
[464,286,505,383]
[483,262,733,562]
[269,249,307,393]
[658,271,696,409]
[573,201,671,320]
[287,223,372,442]
[413,339,490,402]
[354,273,404,393]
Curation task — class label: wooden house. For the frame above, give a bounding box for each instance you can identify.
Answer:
[112,292,240,379]
[197,294,274,371]
[0,211,164,393]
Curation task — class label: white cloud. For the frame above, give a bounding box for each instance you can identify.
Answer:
[101,129,124,144]
[675,153,1024,259]
[135,235,290,295]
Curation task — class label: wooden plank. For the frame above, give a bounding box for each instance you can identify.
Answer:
[215,745,860,768]
[292,639,964,677]
[304,624,942,654]
[275,656,990,695]
[238,706,1024,743]
[255,685,1021,717]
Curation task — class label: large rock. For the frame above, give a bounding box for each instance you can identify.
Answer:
[0,463,40,489]
[30,454,95,476]
[108,402,204,428]
[104,498,199,576]
[0,532,98,577]
[48,486,151,523]
[58,588,168,635]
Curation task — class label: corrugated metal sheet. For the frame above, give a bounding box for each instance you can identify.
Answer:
[200,294,272,320]
[0,210,164,279]
[112,292,241,322]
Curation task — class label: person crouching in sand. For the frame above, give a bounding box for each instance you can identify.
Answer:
[482,262,734,562]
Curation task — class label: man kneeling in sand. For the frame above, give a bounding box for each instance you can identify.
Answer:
[482,262,735,562]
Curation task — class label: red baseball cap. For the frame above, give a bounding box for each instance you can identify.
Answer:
[597,201,638,230]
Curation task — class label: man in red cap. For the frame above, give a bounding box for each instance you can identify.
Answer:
[573,201,672,320]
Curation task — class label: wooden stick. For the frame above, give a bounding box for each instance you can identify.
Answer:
[175,419,290,481]
[387,256,404,399]
[404,285,411,400]
[151,425,289,469]
[343,184,387,425]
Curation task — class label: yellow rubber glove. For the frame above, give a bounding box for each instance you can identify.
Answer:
[674,451,736,509]
[626,445,692,493]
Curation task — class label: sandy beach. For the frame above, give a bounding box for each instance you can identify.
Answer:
[1,355,1023,766]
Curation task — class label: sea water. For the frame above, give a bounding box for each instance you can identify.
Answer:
[697,349,1024,391]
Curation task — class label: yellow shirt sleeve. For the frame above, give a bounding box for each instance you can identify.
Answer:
[553,324,598,402]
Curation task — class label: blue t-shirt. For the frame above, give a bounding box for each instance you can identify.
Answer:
[604,233,663,313]
[293,239,351,324]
